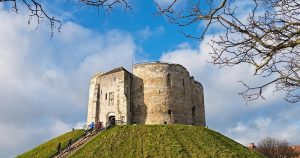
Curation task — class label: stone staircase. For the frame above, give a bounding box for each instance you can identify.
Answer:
[49,120,123,158]
[54,129,103,158]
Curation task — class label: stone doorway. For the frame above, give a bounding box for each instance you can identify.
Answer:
[108,116,116,126]
[107,112,116,126]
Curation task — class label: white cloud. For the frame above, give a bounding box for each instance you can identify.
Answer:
[226,115,300,146]
[137,26,165,40]
[0,8,136,158]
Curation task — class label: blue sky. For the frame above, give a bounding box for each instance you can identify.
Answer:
[47,0,200,60]
[0,1,299,157]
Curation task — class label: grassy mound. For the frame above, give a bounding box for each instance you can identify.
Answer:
[71,125,264,158]
[17,129,84,158]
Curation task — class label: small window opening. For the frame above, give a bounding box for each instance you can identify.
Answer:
[105,93,107,100]
[164,121,167,124]
[109,92,114,106]
[183,79,185,87]
[101,90,102,94]
[167,74,171,86]
[140,85,143,93]
[168,110,172,124]
[192,107,196,125]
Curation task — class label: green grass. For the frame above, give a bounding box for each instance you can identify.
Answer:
[17,129,84,158]
[70,125,264,158]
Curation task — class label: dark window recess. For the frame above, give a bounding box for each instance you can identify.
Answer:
[183,79,185,87]
[101,90,102,94]
[140,85,143,93]
[168,110,172,124]
[167,74,171,86]
[105,93,107,100]
[192,107,196,125]
[109,92,114,106]
[164,121,167,124]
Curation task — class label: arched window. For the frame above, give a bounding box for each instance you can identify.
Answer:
[167,74,171,86]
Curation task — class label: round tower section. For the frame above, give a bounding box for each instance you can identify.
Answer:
[132,62,194,125]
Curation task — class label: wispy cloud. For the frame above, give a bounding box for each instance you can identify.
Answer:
[137,26,164,40]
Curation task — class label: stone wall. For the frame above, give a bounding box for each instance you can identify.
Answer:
[86,73,102,125]
[86,68,131,125]
[86,62,206,126]
[132,62,205,125]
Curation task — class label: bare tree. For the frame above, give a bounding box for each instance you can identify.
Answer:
[256,137,299,158]
[0,0,131,36]
[157,0,300,103]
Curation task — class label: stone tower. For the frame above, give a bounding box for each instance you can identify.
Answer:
[86,62,205,126]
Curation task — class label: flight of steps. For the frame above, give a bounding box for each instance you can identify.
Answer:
[54,129,103,158]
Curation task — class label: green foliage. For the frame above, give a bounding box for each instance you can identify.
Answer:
[17,129,84,158]
[70,125,264,158]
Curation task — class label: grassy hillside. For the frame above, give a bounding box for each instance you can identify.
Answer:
[17,129,84,158]
[71,125,264,158]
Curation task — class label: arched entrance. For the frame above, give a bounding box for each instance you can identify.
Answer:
[109,116,116,126]
[107,112,116,126]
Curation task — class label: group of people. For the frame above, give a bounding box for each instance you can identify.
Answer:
[84,121,103,136]
[56,139,72,154]
[88,121,103,132]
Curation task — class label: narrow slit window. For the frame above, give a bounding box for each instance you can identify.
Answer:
[109,92,114,106]
[167,74,171,86]
[105,93,107,100]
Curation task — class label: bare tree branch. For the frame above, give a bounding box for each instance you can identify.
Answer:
[0,0,131,36]
[157,0,300,103]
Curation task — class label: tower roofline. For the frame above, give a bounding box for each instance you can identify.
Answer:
[92,67,132,79]
[103,67,131,75]
[133,61,188,71]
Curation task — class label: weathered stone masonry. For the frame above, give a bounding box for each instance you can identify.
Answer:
[86,62,206,126]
